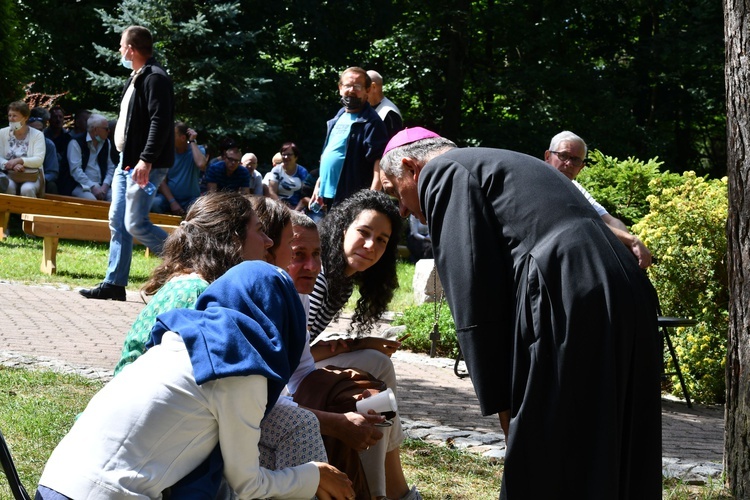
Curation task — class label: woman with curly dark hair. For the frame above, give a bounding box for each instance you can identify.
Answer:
[308,189,402,339]
[302,189,422,500]
[113,191,273,375]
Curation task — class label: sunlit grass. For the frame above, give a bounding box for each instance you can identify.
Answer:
[400,438,502,499]
[0,217,165,289]
[0,367,103,496]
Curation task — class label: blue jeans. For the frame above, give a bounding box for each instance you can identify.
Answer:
[104,164,169,287]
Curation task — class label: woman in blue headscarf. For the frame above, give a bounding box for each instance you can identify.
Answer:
[36,261,355,500]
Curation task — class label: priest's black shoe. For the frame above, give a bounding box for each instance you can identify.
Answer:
[79,283,126,301]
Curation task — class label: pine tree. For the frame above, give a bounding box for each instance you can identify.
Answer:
[0,0,25,102]
[86,0,274,151]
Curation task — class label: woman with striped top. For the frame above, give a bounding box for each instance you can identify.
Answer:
[303,189,422,500]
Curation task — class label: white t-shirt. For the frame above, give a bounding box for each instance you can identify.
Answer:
[573,180,608,216]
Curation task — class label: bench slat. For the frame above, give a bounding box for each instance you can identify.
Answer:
[0,193,181,238]
[21,214,178,275]
[43,193,112,208]
[42,194,181,225]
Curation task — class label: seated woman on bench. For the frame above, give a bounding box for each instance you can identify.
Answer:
[1,101,46,198]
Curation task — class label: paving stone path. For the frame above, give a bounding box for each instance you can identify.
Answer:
[0,280,724,484]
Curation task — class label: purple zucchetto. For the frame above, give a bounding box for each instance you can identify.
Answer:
[383,127,442,156]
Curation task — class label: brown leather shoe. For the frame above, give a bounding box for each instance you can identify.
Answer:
[79,282,126,301]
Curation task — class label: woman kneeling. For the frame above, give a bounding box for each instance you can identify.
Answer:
[36,261,354,500]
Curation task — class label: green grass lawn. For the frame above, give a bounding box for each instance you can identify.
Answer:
[0,233,158,289]
[0,367,103,497]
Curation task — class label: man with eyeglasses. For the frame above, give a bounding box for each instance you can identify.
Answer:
[204,144,250,194]
[545,130,652,269]
[310,66,388,210]
[67,113,117,201]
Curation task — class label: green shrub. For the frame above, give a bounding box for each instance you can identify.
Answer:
[633,172,728,404]
[578,150,682,226]
[392,301,458,358]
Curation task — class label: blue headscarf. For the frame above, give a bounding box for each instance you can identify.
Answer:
[149,261,306,413]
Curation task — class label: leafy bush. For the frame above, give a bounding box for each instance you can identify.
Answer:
[633,173,728,404]
[578,150,682,226]
[392,301,458,358]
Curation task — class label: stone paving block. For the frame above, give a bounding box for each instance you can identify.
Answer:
[452,437,486,449]
[427,431,473,442]
[482,448,506,460]
[466,432,505,445]
[405,428,433,439]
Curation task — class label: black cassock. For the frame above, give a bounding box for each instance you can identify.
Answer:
[420,148,661,499]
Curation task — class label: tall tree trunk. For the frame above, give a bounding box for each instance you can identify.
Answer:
[724,0,750,495]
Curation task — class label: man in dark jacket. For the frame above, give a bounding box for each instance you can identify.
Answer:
[81,25,174,301]
[310,67,388,209]
[380,128,662,499]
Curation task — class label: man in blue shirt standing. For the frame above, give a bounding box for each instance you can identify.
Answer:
[151,122,207,215]
[310,67,388,209]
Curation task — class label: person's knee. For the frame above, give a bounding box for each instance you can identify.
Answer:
[361,351,397,389]
[278,406,321,435]
[20,183,39,197]
[296,408,321,434]
[125,218,151,238]
[125,222,148,241]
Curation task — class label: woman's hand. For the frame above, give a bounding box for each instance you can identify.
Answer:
[6,158,24,171]
[352,337,402,357]
[313,462,355,500]
[319,339,353,355]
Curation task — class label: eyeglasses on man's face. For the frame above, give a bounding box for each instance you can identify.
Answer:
[550,151,585,167]
[225,156,241,164]
[340,84,364,92]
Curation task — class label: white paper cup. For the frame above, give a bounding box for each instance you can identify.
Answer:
[356,387,398,415]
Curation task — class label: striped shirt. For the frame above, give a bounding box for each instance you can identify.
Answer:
[307,270,353,341]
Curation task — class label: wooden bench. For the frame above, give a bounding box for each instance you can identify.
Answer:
[0,193,181,238]
[21,214,179,275]
[43,193,113,208]
[41,194,181,227]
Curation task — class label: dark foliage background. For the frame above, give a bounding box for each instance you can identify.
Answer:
[1,0,725,177]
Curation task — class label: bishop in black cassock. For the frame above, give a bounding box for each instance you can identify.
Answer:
[381,129,661,499]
